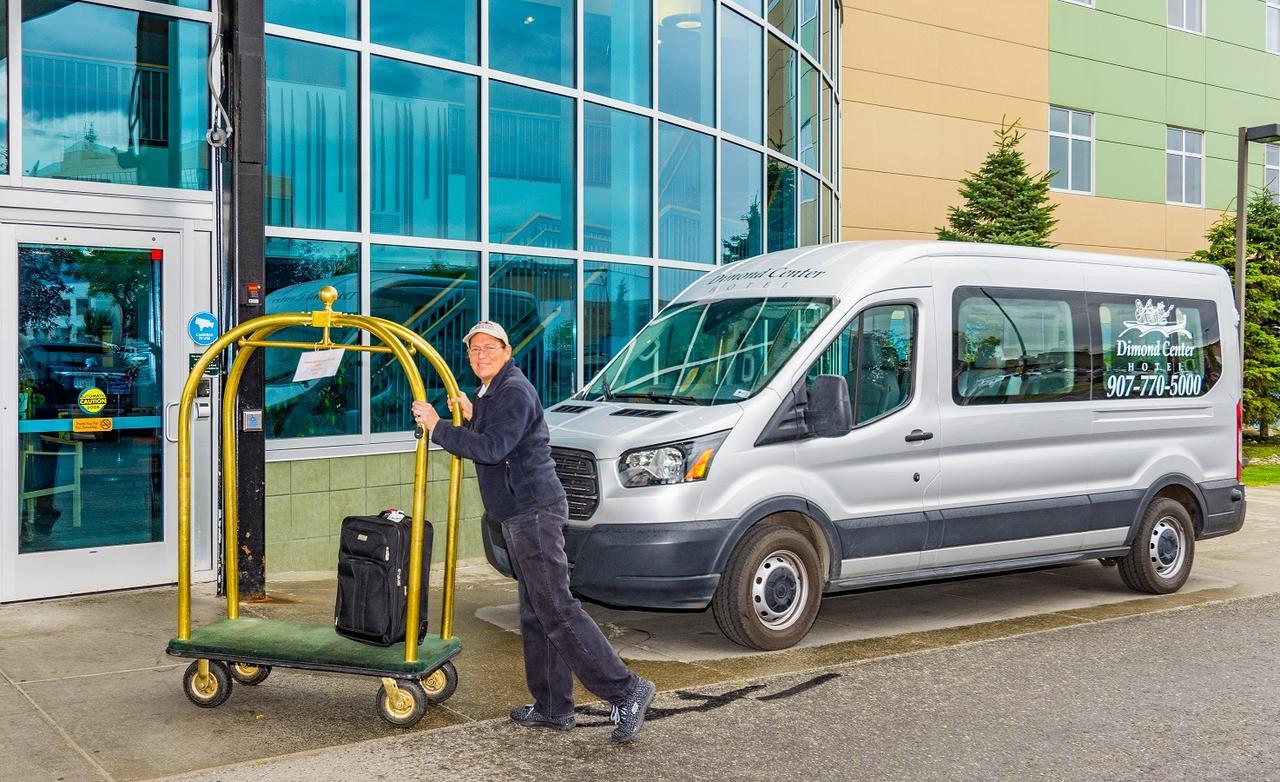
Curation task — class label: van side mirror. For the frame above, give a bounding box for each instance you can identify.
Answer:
[807,375,853,438]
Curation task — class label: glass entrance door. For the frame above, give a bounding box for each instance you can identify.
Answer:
[1,225,205,600]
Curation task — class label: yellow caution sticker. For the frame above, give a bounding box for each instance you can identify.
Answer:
[73,417,113,433]
[78,386,107,414]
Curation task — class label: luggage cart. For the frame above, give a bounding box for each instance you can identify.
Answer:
[166,286,466,727]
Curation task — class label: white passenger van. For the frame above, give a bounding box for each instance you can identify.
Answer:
[480,241,1246,650]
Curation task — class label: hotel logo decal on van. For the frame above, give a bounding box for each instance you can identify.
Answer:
[1119,299,1192,340]
[1105,298,1204,399]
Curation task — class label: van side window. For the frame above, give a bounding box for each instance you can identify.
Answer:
[807,304,916,425]
[1090,295,1221,399]
[952,287,1090,405]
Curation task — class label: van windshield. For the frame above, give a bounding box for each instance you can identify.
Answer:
[581,297,834,406]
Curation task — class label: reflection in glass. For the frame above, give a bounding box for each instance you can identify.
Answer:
[585,104,651,256]
[821,0,832,70]
[659,122,715,263]
[489,83,576,249]
[263,238,361,439]
[22,1,209,189]
[18,244,163,553]
[767,34,796,158]
[266,0,355,38]
[370,246,479,432]
[658,0,714,125]
[585,0,650,105]
[371,57,478,240]
[800,0,817,56]
[265,37,358,230]
[658,267,705,309]
[491,0,574,86]
[767,159,796,251]
[721,9,762,144]
[799,60,817,168]
[769,0,796,40]
[372,0,477,64]
[1,5,8,174]
[490,254,577,404]
[820,79,831,180]
[820,183,832,243]
[721,142,763,262]
[799,172,818,246]
[584,261,652,381]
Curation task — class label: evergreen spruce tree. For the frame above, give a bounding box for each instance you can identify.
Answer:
[1190,191,1280,437]
[937,117,1059,247]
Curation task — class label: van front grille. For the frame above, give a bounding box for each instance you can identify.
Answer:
[551,447,599,521]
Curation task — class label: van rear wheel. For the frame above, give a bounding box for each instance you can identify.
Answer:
[1118,498,1195,594]
[713,523,821,650]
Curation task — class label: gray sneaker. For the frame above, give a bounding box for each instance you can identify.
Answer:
[609,678,656,743]
[510,704,575,731]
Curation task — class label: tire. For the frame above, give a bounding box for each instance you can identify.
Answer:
[421,661,458,704]
[228,662,271,686]
[182,660,232,708]
[376,679,427,727]
[1118,497,1195,594]
[712,522,822,650]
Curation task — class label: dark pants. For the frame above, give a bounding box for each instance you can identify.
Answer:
[500,498,637,718]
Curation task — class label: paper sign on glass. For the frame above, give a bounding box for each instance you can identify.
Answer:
[293,349,346,382]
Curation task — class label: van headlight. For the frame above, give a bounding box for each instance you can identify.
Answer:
[618,431,729,488]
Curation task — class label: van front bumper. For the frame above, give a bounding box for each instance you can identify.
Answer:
[482,515,736,610]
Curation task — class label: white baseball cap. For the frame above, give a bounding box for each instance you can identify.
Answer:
[462,320,509,346]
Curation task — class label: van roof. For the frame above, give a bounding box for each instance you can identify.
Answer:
[675,240,1226,304]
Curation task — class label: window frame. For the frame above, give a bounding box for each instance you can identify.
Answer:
[1048,106,1094,196]
[1165,127,1205,207]
[806,301,919,429]
[1060,0,1095,7]
[1167,0,1205,35]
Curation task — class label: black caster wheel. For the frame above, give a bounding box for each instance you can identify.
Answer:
[421,661,458,704]
[376,679,427,727]
[183,660,232,708]
[229,662,272,686]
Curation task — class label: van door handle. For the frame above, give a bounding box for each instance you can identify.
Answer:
[905,429,934,442]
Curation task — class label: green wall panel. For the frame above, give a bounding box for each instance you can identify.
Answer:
[1166,78,1206,131]
[1096,0,1162,27]
[1165,30,1206,83]
[1094,140,1163,202]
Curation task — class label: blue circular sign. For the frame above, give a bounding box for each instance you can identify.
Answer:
[188,311,219,346]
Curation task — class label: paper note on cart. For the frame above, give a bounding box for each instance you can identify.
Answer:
[293,349,346,382]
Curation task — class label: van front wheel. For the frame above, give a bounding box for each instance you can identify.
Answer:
[713,523,821,650]
[1118,498,1195,594]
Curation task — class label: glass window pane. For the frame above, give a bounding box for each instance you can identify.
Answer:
[1049,107,1068,134]
[721,9,763,143]
[1185,155,1201,205]
[658,0,714,124]
[584,261,652,381]
[585,0,650,105]
[1071,138,1091,192]
[489,83,576,249]
[266,0,355,38]
[658,267,705,309]
[659,122,715,263]
[265,37,358,230]
[769,0,796,39]
[370,246,479,432]
[767,159,797,251]
[1187,0,1202,31]
[1167,126,1182,152]
[721,141,763,262]
[800,0,817,56]
[263,238,361,439]
[22,2,210,189]
[370,57,478,240]
[1185,130,1202,155]
[372,0,478,64]
[584,104,652,256]
[820,79,831,179]
[1049,135,1069,189]
[1167,152,1183,202]
[767,35,797,158]
[820,183,832,243]
[1266,168,1279,203]
[1268,144,1280,167]
[799,173,818,246]
[1168,0,1183,28]
[799,61,817,168]
[1270,6,1280,52]
[490,254,577,404]
[821,0,832,71]
[0,5,8,173]
[491,0,574,85]
[1071,111,1091,137]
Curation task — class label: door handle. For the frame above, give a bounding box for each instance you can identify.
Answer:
[905,429,934,443]
[164,401,179,443]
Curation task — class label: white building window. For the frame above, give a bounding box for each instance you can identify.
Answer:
[1269,0,1280,53]
[1267,143,1279,204]
[1166,127,1203,206]
[1168,0,1204,34]
[1061,0,1095,7]
[1049,107,1093,194]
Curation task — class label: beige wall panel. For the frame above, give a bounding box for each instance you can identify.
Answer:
[841,168,963,236]
[843,1,1049,46]
[1165,207,1219,259]
[842,69,1047,131]
[839,226,937,241]
[1050,196,1166,255]
[842,9,1048,103]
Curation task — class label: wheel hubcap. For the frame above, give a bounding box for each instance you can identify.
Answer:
[233,663,260,678]
[192,673,218,698]
[422,669,447,695]
[751,550,809,631]
[1148,518,1185,578]
[384,686,414,719]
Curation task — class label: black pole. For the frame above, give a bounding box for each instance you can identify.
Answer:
[227,0,267,597]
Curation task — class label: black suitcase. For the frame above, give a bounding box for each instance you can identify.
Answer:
[334,512,432,646]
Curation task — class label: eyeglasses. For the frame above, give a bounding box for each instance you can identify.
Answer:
[468,345,505,357]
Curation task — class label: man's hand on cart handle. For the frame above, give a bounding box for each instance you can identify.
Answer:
[448,392,473,421]
[412,400,440,432]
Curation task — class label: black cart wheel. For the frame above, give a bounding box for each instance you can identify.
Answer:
[229,662,272,686]
[1119,497,1195,594]
[377,679,427,727]
[421,661,458,704]
[712,522,822,651]
[183,660,232,708]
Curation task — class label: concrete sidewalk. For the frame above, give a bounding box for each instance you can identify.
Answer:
[2,487,1278,781]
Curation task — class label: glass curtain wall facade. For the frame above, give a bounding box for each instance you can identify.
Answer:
[263,0,841,451]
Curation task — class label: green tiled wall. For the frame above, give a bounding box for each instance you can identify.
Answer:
[264,450,485,573]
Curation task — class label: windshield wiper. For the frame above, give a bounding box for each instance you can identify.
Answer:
[617,391,701,406]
